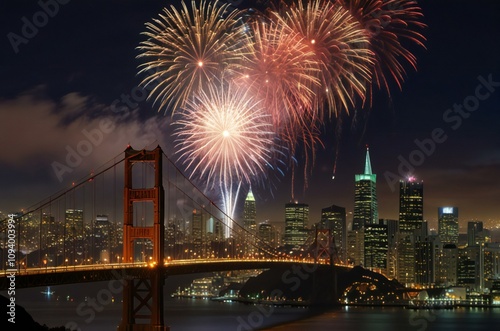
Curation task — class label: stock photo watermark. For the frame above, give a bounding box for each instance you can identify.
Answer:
[384,73,500,191]
[236,262,319,331]
[365,0,405,37]
[6,214,17,324]
[7,0,71,54]
[64,268,127,331]
[409,308,445,331]
[51,68,162,182]
[51,117,116,182]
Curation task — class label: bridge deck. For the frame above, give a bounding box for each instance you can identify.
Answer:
[0,259,351,290]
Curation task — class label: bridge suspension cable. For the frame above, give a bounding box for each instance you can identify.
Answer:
[160,149,281,259]
[1,145,290,273]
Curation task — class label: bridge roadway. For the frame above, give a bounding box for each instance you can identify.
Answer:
[0,259,352,290]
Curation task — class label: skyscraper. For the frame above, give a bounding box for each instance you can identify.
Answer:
[347,229,364,266]
[458,248,476,288]
[437,244,458,287]
[243,188,257,234]
[94,214,110,262]
[65,209,84,240]
[364,220,388,271]
[397,177,424,286]
[415,235,440,286]
[65,209,84,264]
[353,147,378,230]
[484,243,500,285]
[243,189,257,256]
[467,221,484,247]
[191,209,203,257]
[399,177,424,232]
[380,219,399,278]
[438,207,459,245]
[258,221,278,248]
[40,213,57,253]
[320,204,346,261]
[284,202,309,249]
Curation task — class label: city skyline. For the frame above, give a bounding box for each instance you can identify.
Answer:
[1,1,499,231]
[2,2,500,331]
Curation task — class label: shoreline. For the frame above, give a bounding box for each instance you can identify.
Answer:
[207,296,500,310]
[256,304,500,331]
[172,295,500,310]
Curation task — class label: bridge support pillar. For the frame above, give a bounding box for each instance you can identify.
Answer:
[312,227,340,305]
[119,271,169,331]
[118,146,168,331]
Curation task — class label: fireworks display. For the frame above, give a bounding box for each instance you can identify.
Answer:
[137,0,250,114]
[172,81,274,189]
[138,0,426,237]
[337,0,427,101]
[235,17,322,171]
[238,19,319,130]
[271,0,374,118]
[171,81,275,236]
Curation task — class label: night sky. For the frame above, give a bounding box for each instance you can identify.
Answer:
[1,0,499,232]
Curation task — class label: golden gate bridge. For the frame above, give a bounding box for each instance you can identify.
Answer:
[0,145,348,330]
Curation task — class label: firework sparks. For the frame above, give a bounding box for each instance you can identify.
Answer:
[339,0,426,100]
[272,0,374,118]
[172,82,274,187]
[137,0,250,115]
[172,81,275,237]
[138,0,426,207]
[232,16,322,184]
[236,18,320,135]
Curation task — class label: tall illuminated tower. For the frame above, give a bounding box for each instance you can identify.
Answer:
[284,202,309,249]
[243,188,257,234]
[191,209,203,257]
[65,208,84,264]
[65,209,84,239]
[364,220,388,271]
[397,177,424,286]
[353,147,378,230]
[399,177,424,232]
[243,188,257,256]
[94,214,110,262]
[438,207,459,245]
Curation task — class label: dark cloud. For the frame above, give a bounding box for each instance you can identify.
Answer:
[0,89,169,212]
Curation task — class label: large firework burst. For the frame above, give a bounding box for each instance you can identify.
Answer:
[232,16,322,181]
[338,0,426,100]
[272,0,374,118]
[171,81,275,237]
[137,0,250,115]
[236,18,320,134]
